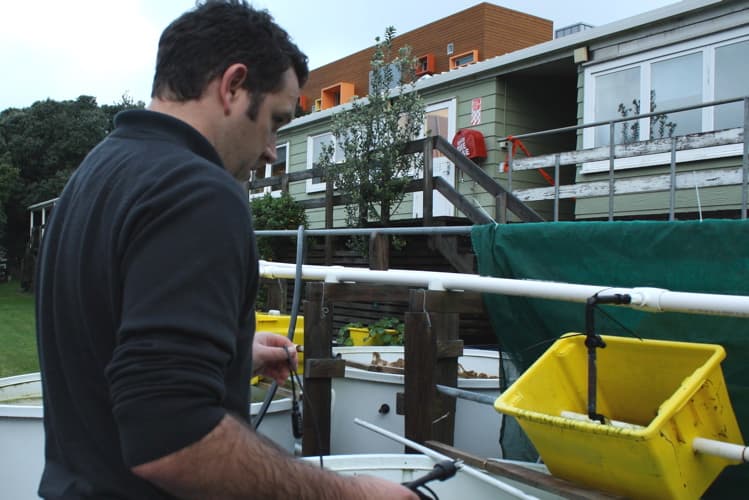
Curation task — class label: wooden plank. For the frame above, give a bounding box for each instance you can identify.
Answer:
[433,136,544,222]
[343,359,405,375]
[436,339,464,359]
[423,137,434,227]
[304,358,345,378]
[514,166,744,202]
[302,283,332,456]
[405,289,460,449]
[425,441,625,500]
[404,309,435,450]
[512,128,743,171]
[434,177,494,224]
[420,290,486,314]
[322,283,411,303]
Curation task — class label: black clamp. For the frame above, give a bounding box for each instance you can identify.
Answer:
[584,293,631,424]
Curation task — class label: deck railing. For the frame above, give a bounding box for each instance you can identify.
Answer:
[502,96,749,221]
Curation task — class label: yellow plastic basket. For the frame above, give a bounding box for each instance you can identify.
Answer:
[494,334,743,499]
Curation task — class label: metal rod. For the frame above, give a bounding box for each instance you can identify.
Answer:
[608,123,615,221]
[553,154,560,222]
[353,418,538,500]
[742,97,749,219]
[669,137,677,221]
[436,384,496,406]
[499,96,748,143]
[255,226,474,237]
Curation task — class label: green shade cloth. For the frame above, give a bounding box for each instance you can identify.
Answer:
[471,220,748,496]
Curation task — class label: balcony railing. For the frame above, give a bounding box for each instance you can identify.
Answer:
[502,96,749,221]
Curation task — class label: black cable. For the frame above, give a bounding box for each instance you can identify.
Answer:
[253,225,305,429]
[402,460,458,499]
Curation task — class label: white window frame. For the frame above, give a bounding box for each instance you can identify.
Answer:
[306,132,342,193]
[582,27,749,173]
[249,142,289,200]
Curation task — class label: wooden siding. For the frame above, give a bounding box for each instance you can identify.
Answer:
[300,3,551,113]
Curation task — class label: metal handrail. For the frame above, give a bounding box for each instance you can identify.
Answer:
[501,96,749,221]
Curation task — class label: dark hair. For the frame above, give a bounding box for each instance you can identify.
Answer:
[151,0,308,105]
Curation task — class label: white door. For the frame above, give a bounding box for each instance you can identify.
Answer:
[413,100,456,218]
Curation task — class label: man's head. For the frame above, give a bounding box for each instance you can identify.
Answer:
[152,0,308,109]
[150,1,308,181]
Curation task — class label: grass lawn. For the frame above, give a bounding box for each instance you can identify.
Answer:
[0,281,38,377]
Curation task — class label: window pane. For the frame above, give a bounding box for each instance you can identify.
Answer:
[715,40,749,130]
[270,144,287,192]
[650,52,702,138]
[249,168,266,196]
[594,67,641,146]
[311,133,343,164]
[425,108,449,157]
[312,133,333,164]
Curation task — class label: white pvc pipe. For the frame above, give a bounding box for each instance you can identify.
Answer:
[353,418,539,500]
[259,261,749,318]
[560,412,747,463]
[560,411,645,430]
[693,437,748,463]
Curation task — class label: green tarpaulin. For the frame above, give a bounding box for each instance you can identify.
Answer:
[471,219,749,496]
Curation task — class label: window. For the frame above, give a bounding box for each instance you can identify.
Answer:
[249,143,288,199]
[593,67,640,146]
[306,132,343,193]
[715,39,749,130]
[583,28,749,172]
[449,50,478,69]
[650,52,702,138]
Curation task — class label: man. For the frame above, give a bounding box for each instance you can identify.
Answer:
[35,1,417,498]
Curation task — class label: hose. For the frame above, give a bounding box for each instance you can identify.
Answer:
[252,225,305,429]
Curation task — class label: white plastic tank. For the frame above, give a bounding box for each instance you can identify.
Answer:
[330,347,517,458]
[0,373,294,500]
[301,453,558,499]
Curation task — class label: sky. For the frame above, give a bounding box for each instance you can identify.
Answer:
[0,0,680,111]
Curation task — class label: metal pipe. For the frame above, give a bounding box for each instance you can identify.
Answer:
[499,96,748,143]
[255,226,474,237]
[608,122,615,221]
[742,97,749,219]
[436,384,496,406]
[259,261,749,318]
[353,418,539,500]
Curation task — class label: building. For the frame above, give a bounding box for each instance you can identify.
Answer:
[253,0,749,227]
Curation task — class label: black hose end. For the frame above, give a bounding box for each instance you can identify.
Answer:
[291,400,303,439]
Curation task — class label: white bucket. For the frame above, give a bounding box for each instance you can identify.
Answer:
[330,347,514,458]
[0,373,294,500]
[301,453,559,499]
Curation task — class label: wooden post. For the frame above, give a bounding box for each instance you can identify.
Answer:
[281,174,289,195]
[368,232,389,270]
[302,282,334,456]
[404,289,462,450]
[263,278,287,312]
[423,137,434,227]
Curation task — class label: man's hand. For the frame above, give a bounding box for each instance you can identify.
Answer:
[252,331,297,384]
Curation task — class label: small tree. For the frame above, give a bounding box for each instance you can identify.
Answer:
[250,192,308,261]
[318,27,425,236]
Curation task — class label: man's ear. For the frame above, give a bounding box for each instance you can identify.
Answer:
[219,63,248,115]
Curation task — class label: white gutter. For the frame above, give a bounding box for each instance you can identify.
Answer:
[259,260,749,318]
